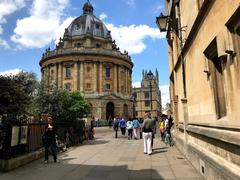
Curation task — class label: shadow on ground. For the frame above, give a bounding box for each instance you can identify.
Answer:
[0,158,167,180]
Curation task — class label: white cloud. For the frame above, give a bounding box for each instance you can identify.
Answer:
[0,0,26,24]
[0,68,22,76]
[126,0,135,6]
[0,0,27,48]
[99,13,107,21]
[0,26,3,34]
[0,38,10,49]
[154,4,164,14]
[106,23,165,54]
[132,82,141,88]
[54,16,75,45]
[159,85,170,107]
[11,0,70,48]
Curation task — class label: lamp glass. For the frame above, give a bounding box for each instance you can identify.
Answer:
[156,14,168,32]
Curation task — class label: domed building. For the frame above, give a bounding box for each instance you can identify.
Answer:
[39,0,134,120]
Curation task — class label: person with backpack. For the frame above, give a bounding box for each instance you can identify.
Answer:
[126,118,133,140]
[119,117,126,135]
[132,117,140,140]
[142,112,154,155]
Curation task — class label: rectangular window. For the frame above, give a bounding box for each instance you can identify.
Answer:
[204,38,227,119]
[106,65,110,78]
[50,69,54,80]
[106,83,111,90]
[66,66,71,79]
[86,83,91,89]
[145,92,149,99]
[145,100,150,107]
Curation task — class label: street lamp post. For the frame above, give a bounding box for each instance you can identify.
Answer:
[147,70,153,113]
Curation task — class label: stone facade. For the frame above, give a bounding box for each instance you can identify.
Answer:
[39,1,133,120]
[133,70,162,119]
[161,0,240,179]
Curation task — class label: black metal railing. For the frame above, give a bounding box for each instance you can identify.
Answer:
[0,120,87,160]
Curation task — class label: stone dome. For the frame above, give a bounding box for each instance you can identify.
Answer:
[64,0,111,39]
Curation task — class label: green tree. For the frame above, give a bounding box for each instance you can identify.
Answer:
[37,83,90,123]
[0,72,38,122]
[65,91,90,122]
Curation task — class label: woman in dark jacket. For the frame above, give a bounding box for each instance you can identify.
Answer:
[43,116,57,163]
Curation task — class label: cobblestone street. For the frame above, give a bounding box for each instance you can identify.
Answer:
[0,127,202,180]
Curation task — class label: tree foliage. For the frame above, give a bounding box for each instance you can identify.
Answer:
[0,72,90,124]
[37,83,90,123]
[0,72,38,120]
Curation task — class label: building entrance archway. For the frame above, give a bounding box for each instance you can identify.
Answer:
[106,102,114,120]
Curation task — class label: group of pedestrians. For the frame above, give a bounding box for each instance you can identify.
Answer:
[159,114,174,146]
[42,113,174,164]
[112,112,174,156]
[112,116,142,139]
[142,112,174,155]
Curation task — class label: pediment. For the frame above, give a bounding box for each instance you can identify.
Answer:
[99,93,124,100]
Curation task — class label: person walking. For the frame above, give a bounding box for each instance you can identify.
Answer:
[108,116,113,128]
[164,116,171,146]
[113,116,119,138]
[142,112,154,155]
[159,115,165,141]
[132,117,140,140]
[119,117,126,135]
[43,116,58,163]
[126,118,133,140]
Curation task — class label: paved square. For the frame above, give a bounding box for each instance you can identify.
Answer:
[0,127,203,180]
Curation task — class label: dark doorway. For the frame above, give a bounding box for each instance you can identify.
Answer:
[106,102,114,120]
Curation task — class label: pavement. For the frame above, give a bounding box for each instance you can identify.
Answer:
[0,127,203,180]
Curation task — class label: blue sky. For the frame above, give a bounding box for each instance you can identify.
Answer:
[0,0,169,105]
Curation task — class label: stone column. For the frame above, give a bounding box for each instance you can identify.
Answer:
[58,63,63,89]
[129,71,132,94]
[41,69,44,82]
[77,61,80,90]
[73,62,78,90]
[93,63,97,91]
[125,68,128,94]
[117,65,120,93]
[114,64,118,93]
[54,64,58,87]
[99,63,103,93]
[46,65,50,87]
[80,62,84,92]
